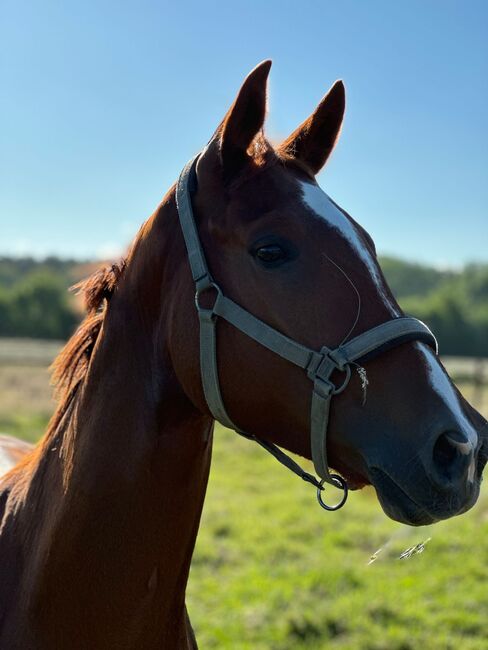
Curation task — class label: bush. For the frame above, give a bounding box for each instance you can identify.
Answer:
[0,271,78,340]
[0,256,486,356]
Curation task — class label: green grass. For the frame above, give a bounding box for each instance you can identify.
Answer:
[188,426,488,649]
[1,343,487,648]
[0,413,50,443]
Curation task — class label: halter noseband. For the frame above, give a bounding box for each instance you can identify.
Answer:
[176,155,438,511]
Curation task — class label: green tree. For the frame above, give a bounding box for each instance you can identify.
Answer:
[7,272,78,339]
[402,289,483,357]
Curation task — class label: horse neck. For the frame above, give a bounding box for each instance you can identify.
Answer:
[7,191,212,647]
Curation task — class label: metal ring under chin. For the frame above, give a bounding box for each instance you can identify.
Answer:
[316,475,348,511]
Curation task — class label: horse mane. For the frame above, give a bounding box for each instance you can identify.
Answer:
[46,144,278,438]
[49,261,126,419]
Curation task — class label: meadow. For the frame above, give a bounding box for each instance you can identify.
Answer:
[0,339,487,649]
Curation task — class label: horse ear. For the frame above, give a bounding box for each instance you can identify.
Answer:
[218,60,272,176]
[278,80,345,175]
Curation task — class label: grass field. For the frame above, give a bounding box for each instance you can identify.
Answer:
[1,339,487,649]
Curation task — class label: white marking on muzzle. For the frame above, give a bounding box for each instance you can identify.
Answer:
[416,343,478,482]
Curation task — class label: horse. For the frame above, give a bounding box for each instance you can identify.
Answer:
[0,60,486,648]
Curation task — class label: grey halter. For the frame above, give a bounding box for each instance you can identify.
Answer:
[176,155,438,511]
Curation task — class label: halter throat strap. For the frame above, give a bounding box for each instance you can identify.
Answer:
[176,155,438,509]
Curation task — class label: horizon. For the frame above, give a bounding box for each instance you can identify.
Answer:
[1,2,487,266]
[0,251,485,274]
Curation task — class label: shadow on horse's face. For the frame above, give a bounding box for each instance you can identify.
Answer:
[183,61,487,526]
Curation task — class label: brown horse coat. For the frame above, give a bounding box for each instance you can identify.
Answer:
[0,62,485,648]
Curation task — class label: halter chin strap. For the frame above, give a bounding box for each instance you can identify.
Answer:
[176,155,438,511]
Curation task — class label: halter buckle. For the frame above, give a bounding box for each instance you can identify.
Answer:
[195,281,222,315]
[330,363,352,395]
[312,350,352,396]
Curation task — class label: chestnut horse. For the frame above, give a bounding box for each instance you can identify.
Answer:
[0,61,486,648]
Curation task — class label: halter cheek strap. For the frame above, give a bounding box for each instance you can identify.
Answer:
[176,155,438,511]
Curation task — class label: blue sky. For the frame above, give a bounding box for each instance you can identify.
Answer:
[1,1,486,266]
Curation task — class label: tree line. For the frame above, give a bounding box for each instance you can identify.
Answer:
[0,256,487,357]
[0,257,79,340]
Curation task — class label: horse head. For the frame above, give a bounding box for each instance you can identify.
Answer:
[170,61,487,526]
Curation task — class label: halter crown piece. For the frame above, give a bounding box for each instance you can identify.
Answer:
[176,155,438,511]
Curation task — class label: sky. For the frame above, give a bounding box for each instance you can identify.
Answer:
[1,1,487,266]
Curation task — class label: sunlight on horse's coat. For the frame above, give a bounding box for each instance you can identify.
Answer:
[1,60,485,648]
[299,180,399,317]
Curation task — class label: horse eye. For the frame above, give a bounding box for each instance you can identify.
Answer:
[255,245,286,264]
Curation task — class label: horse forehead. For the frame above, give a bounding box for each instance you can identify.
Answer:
[299,179,400,316]
[299,180,375,263]
[299,181,361,240]
[230,165,300,214]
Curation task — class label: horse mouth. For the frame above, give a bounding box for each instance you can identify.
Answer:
[368,467,481,527]
[369,468,437,525]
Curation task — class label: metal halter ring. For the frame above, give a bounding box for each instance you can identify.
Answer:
[331,363,352,395]
[316,475,348,511]
[195,281,222,313]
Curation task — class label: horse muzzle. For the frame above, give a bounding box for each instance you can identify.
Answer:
[368,430,486,526]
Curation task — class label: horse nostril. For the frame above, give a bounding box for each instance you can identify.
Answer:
[444,432,475,456]
[432,430,474,485]
[433,433,457,467]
